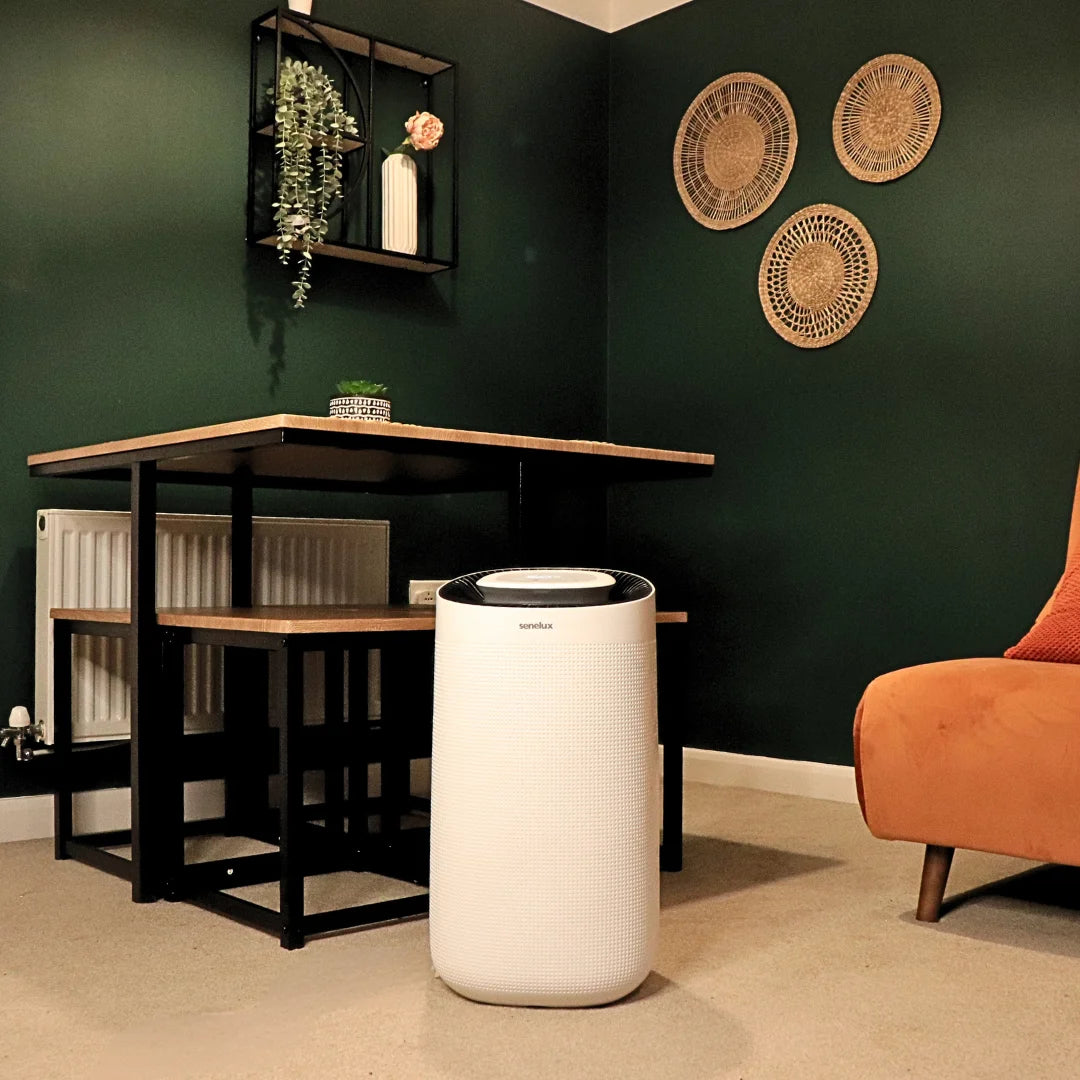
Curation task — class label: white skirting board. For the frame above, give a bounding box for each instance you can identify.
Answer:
[1,752,852,842]
[1,751,852,842]
[667,747,858,804]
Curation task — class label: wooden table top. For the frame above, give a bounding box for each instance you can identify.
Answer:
[51,604,688,634]
[27,414,714,492]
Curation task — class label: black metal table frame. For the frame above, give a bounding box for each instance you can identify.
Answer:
[53,616,436,948]
[51,615,684,948]
[33,424,696,923]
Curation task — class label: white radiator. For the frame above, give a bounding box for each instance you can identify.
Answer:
[35,510,389,745]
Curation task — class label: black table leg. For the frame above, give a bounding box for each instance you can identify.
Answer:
[160,629,186,899]
[347,644,370,862]
[324,647,345,836]
[658,623,685,873]
[224,649,269,838]
[509,460,536,564]
[224,470,268,837]
[129,459,160,903]
[229,467,253,607]
[379,642,409,840]
[277,644,305,949]
[52,620,73,861]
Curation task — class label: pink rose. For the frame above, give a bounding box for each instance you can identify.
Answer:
[405,111,444,152]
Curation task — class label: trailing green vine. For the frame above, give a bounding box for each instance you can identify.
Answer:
[270,58,358,308]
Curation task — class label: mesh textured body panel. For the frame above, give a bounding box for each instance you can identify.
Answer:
[430,637,658,1006]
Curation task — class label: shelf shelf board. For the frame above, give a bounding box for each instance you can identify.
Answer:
[260,12,453,76]
[256,235,452,274]
[255,124,365,153]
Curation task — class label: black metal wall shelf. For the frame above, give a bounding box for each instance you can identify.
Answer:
[247,8,458,274]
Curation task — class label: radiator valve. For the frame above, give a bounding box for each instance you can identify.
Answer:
[1,707,43,763]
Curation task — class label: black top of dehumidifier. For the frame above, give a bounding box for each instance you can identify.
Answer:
[439,568,652,608]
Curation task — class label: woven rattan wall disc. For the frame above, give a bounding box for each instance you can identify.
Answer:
[674,72,797,230]
[758,204,878,348]
[833,54,941,182]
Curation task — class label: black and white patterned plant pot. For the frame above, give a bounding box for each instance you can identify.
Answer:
[329,395,392,421]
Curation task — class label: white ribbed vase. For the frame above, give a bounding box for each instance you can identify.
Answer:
[381,152,418,255]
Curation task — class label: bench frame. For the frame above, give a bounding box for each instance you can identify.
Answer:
[52,607,686,948]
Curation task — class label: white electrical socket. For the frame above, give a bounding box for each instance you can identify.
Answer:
[409,579,449,606]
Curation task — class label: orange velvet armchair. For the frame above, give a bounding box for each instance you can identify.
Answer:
[854,463,1080,921]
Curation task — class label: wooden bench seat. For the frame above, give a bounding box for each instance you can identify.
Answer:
[52,605,688,633]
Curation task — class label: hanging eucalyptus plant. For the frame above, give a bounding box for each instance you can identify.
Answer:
[270,57,358,308]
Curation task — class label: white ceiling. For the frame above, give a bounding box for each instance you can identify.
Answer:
[520,0,692,33]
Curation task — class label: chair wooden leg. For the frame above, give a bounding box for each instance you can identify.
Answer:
[916,844,954,922]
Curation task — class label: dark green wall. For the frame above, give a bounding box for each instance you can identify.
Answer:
[3,0,1078,798]
[607,0,1080,762]
[0,0,609,796]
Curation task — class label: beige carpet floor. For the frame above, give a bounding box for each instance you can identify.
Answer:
[2,782,1079,1080]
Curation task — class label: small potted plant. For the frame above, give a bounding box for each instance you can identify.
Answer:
[330,380,392,421]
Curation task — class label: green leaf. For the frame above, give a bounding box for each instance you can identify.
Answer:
[336,379,389,398]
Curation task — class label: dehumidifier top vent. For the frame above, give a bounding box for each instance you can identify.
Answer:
[440,568,652,608]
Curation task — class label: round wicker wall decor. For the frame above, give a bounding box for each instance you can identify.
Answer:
[758,204,878,348]
[833,54,941,182]
[673,72,797,230]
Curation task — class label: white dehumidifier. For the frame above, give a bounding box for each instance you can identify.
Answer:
[429,568,659,1007]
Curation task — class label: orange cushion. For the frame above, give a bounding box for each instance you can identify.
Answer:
[1005,565,1080,662]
